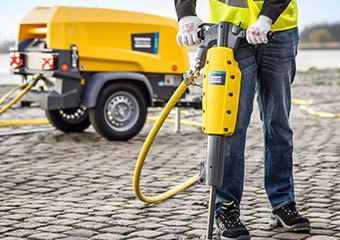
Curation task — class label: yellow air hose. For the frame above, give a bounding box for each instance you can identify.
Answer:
[0,83,27,105]
[133,80,200,203]
[0,119,49,127]
[292,98,340,118]
[0,81,36,116]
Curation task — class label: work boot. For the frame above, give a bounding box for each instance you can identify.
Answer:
[216,201,251,240]
[271,202,311,233]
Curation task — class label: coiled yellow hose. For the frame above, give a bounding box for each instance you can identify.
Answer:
[133,81,199,203]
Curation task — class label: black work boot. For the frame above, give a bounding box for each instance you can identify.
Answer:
[271,202,311,232]
[216,201,251,240]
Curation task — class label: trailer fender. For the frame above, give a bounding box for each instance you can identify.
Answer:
[82,72,154,108]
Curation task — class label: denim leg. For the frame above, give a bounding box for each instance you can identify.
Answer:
[215,41,257,214]
[256,28,299,210]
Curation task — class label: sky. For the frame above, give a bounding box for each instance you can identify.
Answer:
[0,0,339,42]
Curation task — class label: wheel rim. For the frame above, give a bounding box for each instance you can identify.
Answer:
[104,91,140,132]
[59,107,87,124]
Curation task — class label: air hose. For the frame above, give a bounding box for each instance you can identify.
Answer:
[0,83,27,105]
[133,77,201,203]
[0,119,49,127]
[0,77,40,116]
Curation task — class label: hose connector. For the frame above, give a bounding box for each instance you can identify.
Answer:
[183,62,202,86]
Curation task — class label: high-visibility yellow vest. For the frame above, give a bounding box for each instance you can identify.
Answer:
[209,0,298,31]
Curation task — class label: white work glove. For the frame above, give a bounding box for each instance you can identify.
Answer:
[177,16,203,46]
[246,15,273,45]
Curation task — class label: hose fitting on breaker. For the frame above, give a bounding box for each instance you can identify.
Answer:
[183,59,204,86]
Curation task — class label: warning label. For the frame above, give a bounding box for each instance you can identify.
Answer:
[208,71,226,85]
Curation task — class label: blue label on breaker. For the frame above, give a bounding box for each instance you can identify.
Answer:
[209,71,226,85]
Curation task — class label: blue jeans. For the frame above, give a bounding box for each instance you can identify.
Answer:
[215,28,299,213]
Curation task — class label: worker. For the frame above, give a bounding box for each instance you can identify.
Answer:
[174,0,311,239]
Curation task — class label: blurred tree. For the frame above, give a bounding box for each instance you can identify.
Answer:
[300,23,340,43]
[308,28,333,42]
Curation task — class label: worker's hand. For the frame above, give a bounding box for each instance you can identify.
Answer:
[177,16,203,47]
[246,15,273,45]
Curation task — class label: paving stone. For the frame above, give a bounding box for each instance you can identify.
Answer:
[64,229,98,238]
[160,220,189,227]
[1,237,27,240]
[157,226,191,234]
[112,214,143,220]
[27,232,67,240]
[100,226,136,234]
[36,225,73,233]
[83,216,112,223]
[3,214,29,221]
[110,219,136,227]
[29,188,55,194]
[51,219,80,226]
[127,238,149,240]
[59,238,86,240]
[4,229,38,237]
[306,236,339,240]
[10,209,37,214]
[310,228,337,235]
[64,208,93,214]
[166,214,193,221]
[0,220,19,227]
[155,234,188,240]
[91,233,125,240]
[26,217,57,224]
[134,222,164,230]
[0,227,13,234]
[128,230,164,238]
[14,222,46,229]
[273,232,310,240]
[56,214,87,220]
[185,229,206,238]
[73,221,109,231]
[32,211,61,217]
[251,230,276,237]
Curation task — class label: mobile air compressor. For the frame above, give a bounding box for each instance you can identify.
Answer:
[133,22,245,239]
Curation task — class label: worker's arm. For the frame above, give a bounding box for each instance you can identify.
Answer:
[174,0,197,20]
[174,0,202,46]
[247,0,292,44]
[260,0,292,24]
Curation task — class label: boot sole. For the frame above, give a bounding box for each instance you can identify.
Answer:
[220,235,251,240]
[272,214,311,233]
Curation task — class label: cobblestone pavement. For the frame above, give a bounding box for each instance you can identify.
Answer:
[0,71,339,240]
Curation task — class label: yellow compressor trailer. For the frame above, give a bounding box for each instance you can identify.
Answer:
[9,6,190,140]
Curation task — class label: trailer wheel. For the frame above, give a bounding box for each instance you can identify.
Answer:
[46,107,91,132]
[89,83,147,141]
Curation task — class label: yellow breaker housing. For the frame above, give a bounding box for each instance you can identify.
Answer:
[202,47,241,136]
[9,6,190,141]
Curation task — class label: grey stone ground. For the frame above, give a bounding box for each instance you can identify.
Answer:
[0,70,339,240]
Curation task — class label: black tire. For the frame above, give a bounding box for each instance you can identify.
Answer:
[46,107,91,133]
[89,82,147,141]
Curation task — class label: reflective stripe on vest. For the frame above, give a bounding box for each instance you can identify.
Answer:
[218,0,248,8]
[209,0,298,31]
